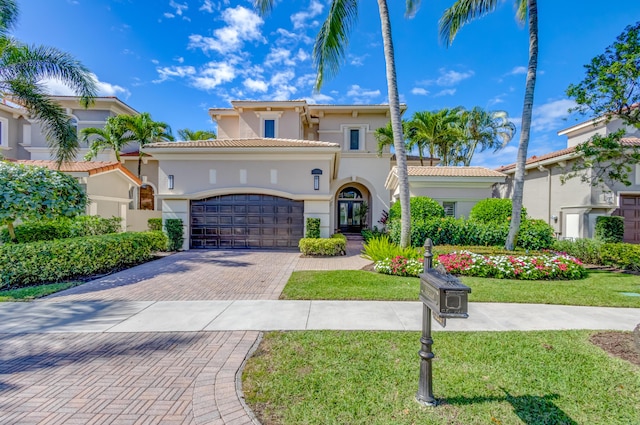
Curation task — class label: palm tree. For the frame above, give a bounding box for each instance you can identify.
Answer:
[440,0,538,250]
[121,112,174,177]
[81,115,133,162]
[410,108,463,166]
[177,128,216,141]
[256,0,419,248]
[0,0,96,165]
[458,106,516,166]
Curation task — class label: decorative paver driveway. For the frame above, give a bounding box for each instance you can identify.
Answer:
[47,250,300,302]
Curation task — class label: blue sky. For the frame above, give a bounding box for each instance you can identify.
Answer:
[13,0,640,168]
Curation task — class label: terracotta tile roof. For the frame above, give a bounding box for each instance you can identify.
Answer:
[15,160,141,185]
[406,166,506,178]
[496,137,640,172]
[145,138,340,148]
[119,151,152,157]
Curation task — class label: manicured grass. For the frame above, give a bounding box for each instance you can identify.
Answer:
[281,270,640,307]
[243,330,640,425]
[0,281,80,301]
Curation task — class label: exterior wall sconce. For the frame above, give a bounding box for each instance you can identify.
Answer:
[311,168,322,191]
[167,175,174,190]
[551,214,558,223]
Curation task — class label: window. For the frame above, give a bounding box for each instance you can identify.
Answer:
[339,188,362,199]
[443,202,456,217]
[0,117,8,148]
[139,184,155,210]
[264,119,275,138]
[349,129,360,150]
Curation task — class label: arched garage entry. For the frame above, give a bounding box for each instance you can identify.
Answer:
[190,194,304,249]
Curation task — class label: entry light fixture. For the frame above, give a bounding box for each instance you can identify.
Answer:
[311,168,323,191]
[167,174,174,190]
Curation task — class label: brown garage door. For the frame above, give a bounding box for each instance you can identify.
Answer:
[620,195,640,243]
[190,194,304,249]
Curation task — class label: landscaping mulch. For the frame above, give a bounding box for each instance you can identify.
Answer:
[590,330,640,366]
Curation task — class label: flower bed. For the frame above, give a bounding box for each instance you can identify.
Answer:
[373,251,587,280]
[437,251,587,280]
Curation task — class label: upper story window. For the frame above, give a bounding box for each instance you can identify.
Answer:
[349,129,360,150]
[264,119,275,138]
[0,117,7,148]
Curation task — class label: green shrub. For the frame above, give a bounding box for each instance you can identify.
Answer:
[148,218,163,232]
[432,245,532,256]
[516,219,555,250]
[165,219,184,251]
[600,243,640,271]
[595,216,624,243]
[361,226,387,242]
[306,218,321,238]
[0,216,122,244]
[388,218,509,248]
[0,231,168,289]
[469,198,526,223]
[388,197,444,222]
[299,235,346,256]
[362,236,422,262]
[552,238,603,264]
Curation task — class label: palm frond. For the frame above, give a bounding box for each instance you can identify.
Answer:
[313,0,358,90]
[0,0,18,36]
[515,0,527,23]
[439,0,500,47]
[253,0,275,16]
[405,0,422,18]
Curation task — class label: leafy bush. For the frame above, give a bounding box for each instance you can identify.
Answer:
[165,219,184,251]
[432,245,532,256]
[362,236,422,262]
[552,238,603,265]
[299,234,346,256]
[469,198,526,223]
[437,251,587,280]
[306,218,321,238]
[388,197,444,222]
[1,216,122,244]
[374,256,424,277]
[148,218,163,232]
[600,243,640,271]
[361,226,387,243]
[595,216,624,243]
[0,231,168,289]
[516,219,555,250]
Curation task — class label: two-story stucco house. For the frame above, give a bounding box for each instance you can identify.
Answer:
[497,116,640,243]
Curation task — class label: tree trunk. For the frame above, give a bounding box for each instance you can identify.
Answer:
[6,221,16,242]
[137,156,142,179]
[505,0,538,250]
[377,0,411,248]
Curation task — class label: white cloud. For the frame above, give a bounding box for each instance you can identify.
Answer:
[472,144,518,168]
[305,93,334,104]
[295,48,310,62]
[265,47,296,67]
[270,70,297,100]
[199,0,214,13]
[153,65,197,83]
[435,88,456,97]
[531,99,577,132]
[411,87,429,96]
[243,78,268,92]
[174,56,184,63]
[169,0,188,16]
[188,6,265,54]
[436,69,474,86]
[42,74,131,99]
[291,0,324,30]
[164,12,175,19]
[349,54,368,66]
[296,73,317,88]
[508,66,527,75]
[346,84,381,103]
[192,62,236,90]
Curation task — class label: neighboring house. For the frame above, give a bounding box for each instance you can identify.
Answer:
[496,116,640,243]
[144,100,503,250]
[386,166,507,218]
[11,160,141,231]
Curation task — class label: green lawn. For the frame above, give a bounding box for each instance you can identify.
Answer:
[281,270,640,307]
[243,330,639,425]
[0,282,79,301]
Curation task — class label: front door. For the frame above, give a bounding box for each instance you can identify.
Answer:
[338,200,363,233]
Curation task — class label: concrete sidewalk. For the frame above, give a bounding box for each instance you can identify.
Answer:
[1,300,637,334]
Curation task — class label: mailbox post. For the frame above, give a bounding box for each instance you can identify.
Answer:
[416,238,471,407]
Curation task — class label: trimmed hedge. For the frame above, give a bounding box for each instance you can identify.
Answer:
[148,218,163,232]
[600,243,640,271]
[389,197,444,222]
[165,219,184,251]
[299,233,346,256]
[595,216,624,243]
[0,216,122,244]
[553,238,603,265]
[0,231,168,289]
[306,218,321,238]
[469,198,526,224]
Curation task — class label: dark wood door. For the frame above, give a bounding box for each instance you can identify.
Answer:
[620,195,640,243]
[190,194,304,249]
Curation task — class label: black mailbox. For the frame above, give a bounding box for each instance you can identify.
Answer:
[419,268,471,318]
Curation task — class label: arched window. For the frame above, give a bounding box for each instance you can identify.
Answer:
[338,187,362,199]
[139,184,155,210]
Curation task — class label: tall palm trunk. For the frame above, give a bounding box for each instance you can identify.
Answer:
[505,0,538,250]
[377,0,411,248]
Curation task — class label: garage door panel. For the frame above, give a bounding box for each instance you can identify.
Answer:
[620,195,640,243]
[190,194,304,249]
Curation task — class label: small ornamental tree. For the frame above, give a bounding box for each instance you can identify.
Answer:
[0,162,87,242]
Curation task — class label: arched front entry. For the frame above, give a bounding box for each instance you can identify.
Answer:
[336,184,370,233]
